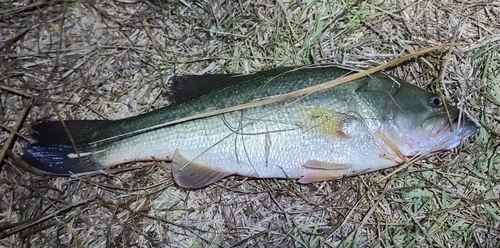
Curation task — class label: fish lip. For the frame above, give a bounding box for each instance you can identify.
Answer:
[455,118,477,137]
[405,117,477,156]
[436,118,477,150]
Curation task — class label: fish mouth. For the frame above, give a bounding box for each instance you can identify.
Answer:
[389,116,477,159]
[429,117,477,151]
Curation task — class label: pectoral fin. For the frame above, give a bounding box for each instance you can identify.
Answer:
[299,107,348,138]
[171,150,232,189]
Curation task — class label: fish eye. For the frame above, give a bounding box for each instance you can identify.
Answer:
[429,95,443,107]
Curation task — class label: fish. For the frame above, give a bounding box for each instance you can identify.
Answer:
[21,65,477,188]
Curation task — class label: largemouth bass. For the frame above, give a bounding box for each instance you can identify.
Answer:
[22,65,477,188]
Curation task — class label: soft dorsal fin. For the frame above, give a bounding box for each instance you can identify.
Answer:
[166,74,234,104]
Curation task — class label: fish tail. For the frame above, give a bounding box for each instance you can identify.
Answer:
[22,120,108,174]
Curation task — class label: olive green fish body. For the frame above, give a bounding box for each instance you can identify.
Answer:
[23,66,476,188]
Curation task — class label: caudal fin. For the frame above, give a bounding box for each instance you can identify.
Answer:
[22,120,108,174]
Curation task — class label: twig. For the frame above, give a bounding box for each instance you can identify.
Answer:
[142,20,169,61]
[0,101,31,170]
[402,207,434,246]
[0,85,34,98]
[0,197,97,239]
[352,178,392,243]
[91,44,450,145]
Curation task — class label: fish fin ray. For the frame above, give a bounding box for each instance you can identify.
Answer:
[299,159,352,183]
[303,160,352,170]
[31,120,107,144]
[299,170,344,184]
[23,120,108,174]
[22,143,104,174]
[299,107,348,138]
[172,150,232,189]
[167,74,235,104]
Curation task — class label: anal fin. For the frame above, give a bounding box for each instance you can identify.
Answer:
[172,150,232,189]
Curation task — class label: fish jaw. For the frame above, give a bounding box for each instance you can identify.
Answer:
[382,118,477,159]
[424,118,476,150]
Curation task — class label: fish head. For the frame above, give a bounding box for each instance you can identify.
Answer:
[360,74,477,159]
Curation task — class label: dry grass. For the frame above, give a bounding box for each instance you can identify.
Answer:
[1,0,499,247]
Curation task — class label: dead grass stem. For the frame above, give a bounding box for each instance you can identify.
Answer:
[1,0,499,247]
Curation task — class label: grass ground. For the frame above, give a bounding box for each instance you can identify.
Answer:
[1,0,499,247]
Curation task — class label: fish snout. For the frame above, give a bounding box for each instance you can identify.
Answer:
[452,118,478,139]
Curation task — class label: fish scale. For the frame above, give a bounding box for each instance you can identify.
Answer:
[22,65,477,188]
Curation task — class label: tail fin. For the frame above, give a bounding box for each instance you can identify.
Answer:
[22,120,108,174]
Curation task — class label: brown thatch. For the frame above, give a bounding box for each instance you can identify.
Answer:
[1,1,499,247]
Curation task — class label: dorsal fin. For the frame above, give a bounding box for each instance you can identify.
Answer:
[166,74,234,104]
